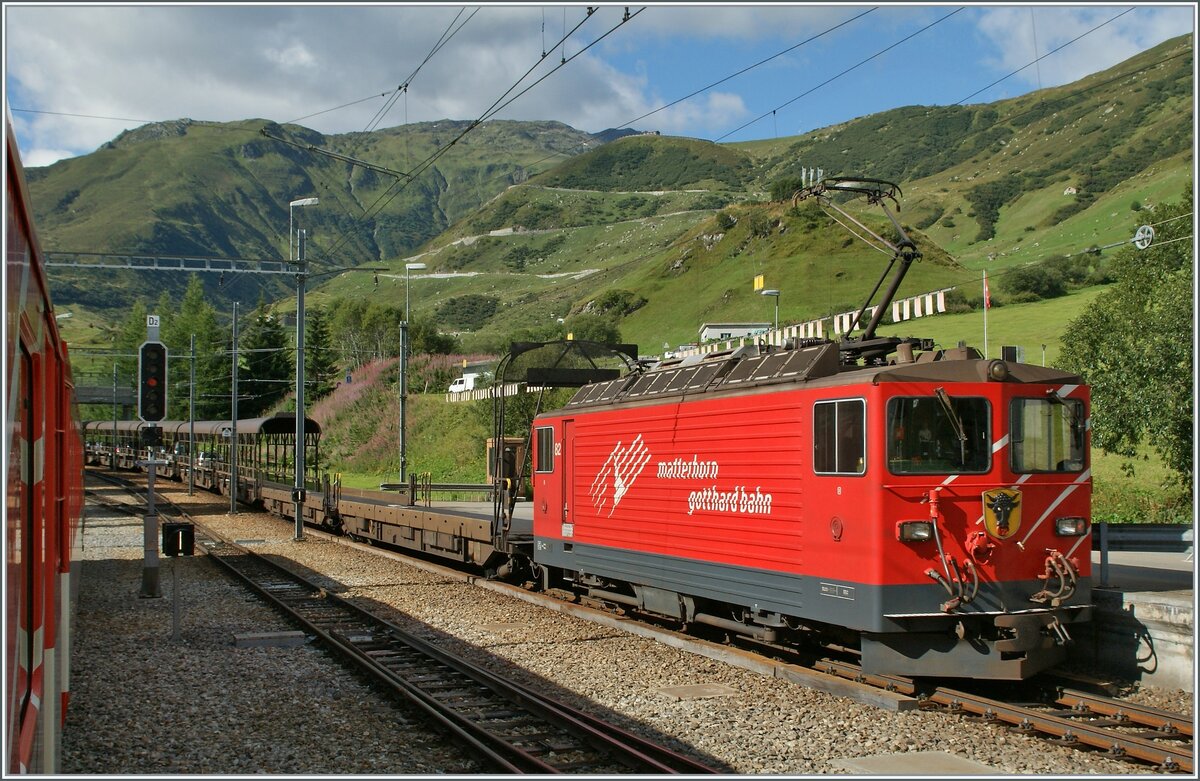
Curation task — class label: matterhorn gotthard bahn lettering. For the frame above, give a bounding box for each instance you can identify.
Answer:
[590,434,773,518]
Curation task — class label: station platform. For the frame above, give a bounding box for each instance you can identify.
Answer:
[1081,549,1194,692]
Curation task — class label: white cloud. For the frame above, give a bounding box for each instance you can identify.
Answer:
[641,91,749,135]
[4,5,1193,167]
[263,41,319,71]
[974,6,1195,90]
[23,146,79,168]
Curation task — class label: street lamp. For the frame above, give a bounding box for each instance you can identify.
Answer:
[760,288,780,333]
[399,262,426,486]
[289,197,318,268]
[289,196,318,541]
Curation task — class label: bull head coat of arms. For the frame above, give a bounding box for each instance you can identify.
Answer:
[982,488,1022,540]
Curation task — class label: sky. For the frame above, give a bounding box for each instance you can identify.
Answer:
[4,3,1196,168]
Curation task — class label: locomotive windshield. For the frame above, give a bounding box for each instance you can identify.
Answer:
[887,396,990,474]
[1010,397,1086,473]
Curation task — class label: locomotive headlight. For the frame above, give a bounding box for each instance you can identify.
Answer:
[897,521,934,542]
[1055,516,1088,536]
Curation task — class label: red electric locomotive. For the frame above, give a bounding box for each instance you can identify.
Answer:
[525,179,1091,679]
[5,109,86,772]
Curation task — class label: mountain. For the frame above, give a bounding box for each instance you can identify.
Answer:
[33,34,1193,353]
[28,119,603,308]
[303,35,1190,351]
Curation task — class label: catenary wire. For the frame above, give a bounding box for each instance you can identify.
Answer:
[716,7,964,142]
[616,7,876,131]
[308,8,641,269]
[954,7,1134,105]
[299,7,607,267]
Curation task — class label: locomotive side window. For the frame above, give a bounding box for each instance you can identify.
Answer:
[1010,397,1085,473]
[887,396,990,474]
[813,399,865,475]
[535,426,555,472]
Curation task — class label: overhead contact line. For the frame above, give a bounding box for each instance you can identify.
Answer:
[306,7,644,269]
[954,7,1136,105]
[616,7,877,132]
[716,7,964,142]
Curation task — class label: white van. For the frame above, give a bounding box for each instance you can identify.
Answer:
[449,373,480,393]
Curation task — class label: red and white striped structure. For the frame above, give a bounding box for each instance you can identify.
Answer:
[5,109,85,774]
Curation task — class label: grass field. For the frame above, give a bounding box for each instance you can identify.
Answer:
[875,284,1107,366]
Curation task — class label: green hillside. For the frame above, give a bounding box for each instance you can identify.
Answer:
[300,35,1191,354]
[30,119,600,309]
[36,36,1192,358]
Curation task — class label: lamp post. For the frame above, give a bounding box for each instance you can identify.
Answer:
[289,196,318,541]
[760,288,780,335]
[399,261,426,485]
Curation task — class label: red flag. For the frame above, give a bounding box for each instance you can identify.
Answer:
[983,271,991,310]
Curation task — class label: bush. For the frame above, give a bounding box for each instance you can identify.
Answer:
[590,289,647,317]
[436,294,499,330]
[769,176,806,202]
[1045,254,1091,286]
[1001,264,1067,300]
[941,287,974,314]
[914,205,945,230]
[715,211,737,230]
[747,212,773,238]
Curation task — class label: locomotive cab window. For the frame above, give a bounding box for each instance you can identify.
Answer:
[888,395,990,474]
[1010,397,1085,473]
[813,399,865,475]
[535,426,555,472]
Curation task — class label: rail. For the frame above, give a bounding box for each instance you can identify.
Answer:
[814,658,1193,773]
[87,469,720,774]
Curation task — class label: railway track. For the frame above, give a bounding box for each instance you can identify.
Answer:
[811,658,1193,773]
[88,469,1193,773]
[86,471,718,775]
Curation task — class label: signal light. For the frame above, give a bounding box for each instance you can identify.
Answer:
[138,341,168,422]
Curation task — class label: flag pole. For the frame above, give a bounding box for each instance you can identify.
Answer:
[982,270,990,358]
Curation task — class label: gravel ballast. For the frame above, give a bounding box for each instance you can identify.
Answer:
[65,476,1193,775]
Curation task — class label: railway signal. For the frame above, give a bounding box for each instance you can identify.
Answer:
[138,340,168,422]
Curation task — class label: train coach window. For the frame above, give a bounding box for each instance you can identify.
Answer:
[1010,398,1085,473]
[888,396,990,474]
[535,427,555,472]
[813,399,865,475]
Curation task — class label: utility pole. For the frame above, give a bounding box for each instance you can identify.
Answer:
[111,362,118,467]
[400,261,424,485]
[188,333,195,495]
[294,229,307,541]
[398,321,408,484]
[230,302,239,515]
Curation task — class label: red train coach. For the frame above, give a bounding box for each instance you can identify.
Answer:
[530,341,1092,679]
[5,110,86,773]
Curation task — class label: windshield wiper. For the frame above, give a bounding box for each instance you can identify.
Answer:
[935,387,968,464]
[1047,389,1084,448]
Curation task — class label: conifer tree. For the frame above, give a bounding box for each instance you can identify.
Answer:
[161,275,231,419]
[305,305,336,400]
[240,296,293,416]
